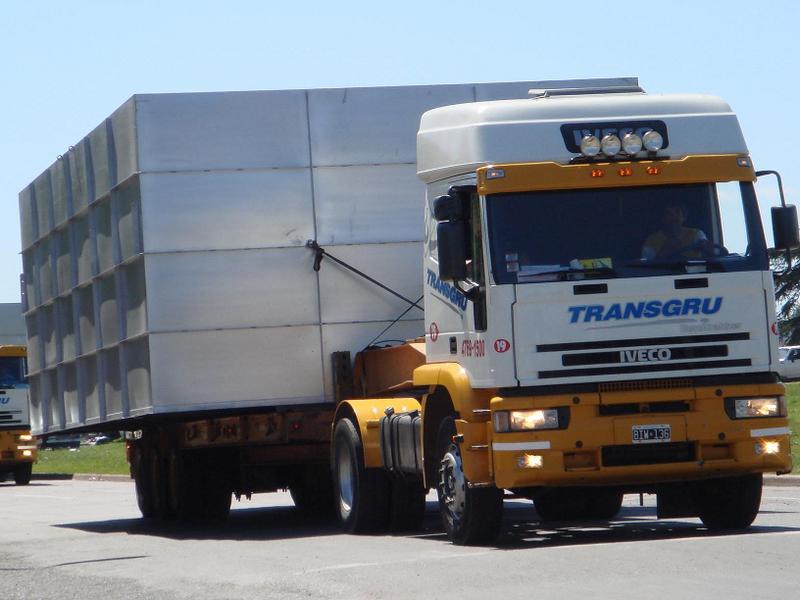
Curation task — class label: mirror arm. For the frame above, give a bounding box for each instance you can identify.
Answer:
[454,279,481,302]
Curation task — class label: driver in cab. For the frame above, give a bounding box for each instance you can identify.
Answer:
[641,204,711,260]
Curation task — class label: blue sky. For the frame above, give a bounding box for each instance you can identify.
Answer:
[1,0,798,302]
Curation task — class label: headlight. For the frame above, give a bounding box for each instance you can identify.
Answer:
[18,434,33,441]
[728,396,787,419]
[493,409,561,432]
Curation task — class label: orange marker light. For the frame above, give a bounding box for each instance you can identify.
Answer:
[646,166,661,175]
[591,169,605,178]
[618,167,633,177]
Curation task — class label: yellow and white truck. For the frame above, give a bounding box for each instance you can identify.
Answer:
[18,78,795,543]
[0,345,37,485]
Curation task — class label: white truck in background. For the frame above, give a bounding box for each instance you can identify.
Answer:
[19,78,796,543]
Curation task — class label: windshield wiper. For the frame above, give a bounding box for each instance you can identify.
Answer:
[624,259,726,271]
[519,266,617,280]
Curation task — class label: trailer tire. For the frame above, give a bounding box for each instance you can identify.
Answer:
[200,453,232,521]
[132,446,155,518]
[289,466,335,515]
[332,417,390,533]
[167,448,204,520]
[389,476,426,532]
[13,463,32,486]
[149,448,171,519]
[695,473,762,530]
[436,417,503,545]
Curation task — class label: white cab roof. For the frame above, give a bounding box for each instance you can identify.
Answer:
[417,92,748,182]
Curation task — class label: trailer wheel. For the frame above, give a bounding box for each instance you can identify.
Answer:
[167,448,204,520]
[149,448,171,519]
[13,463,32,486]
[695,474,762,530]
[132,446,155,518]
[436,417,503,545]
[289,465,335,515]
[199,453,232,521]
[389,476,426,532]
[332,417,390,533]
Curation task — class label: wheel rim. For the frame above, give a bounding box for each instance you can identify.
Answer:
[337,444,355,516]
[438,443,466,521]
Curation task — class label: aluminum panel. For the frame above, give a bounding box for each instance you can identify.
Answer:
[88,122,112,199]
[308,85,474,166]
[135,91,311,172]
[103,347,123,419]
[144,248,319,332]
[95,199,114,274]
[68,141,90,214]
[123,259,147,338]
[29,374,43,434]
[37,239,54,304]
[110,99,138,185]
[57,296,76,361]
[98,275,119,346]
[41,305,57,367]
[55,229,72,294]
[125,337,151,413]
[74,215,93,285]
[148,326,325,411]
[320,320,424,400]
[33,172,53,240]
[46,369,62,432]
[139,170,314,253]
[80,355,102,423]
[314,164,425,245]
[51,159,71,226]
[77,285,96,354]
[318,242,423,323]
[64,363,80,427]
[19,186,36,249]
[117,179,142,261]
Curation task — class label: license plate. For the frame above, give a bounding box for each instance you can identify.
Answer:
[631,424,671,444]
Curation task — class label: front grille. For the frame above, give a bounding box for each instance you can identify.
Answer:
[602,442,695,467]
[599,378,692,393]
[599,401,690,416]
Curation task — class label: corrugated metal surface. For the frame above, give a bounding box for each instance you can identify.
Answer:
[18,80,604,434]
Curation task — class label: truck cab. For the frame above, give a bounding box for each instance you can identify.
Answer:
[332,82,795,544]
[0,345,37,485]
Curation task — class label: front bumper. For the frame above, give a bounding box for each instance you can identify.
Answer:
[488,382,792,489]
[0,430,38,467]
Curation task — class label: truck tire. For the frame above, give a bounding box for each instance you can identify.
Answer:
[695,473,762,530]
[14,463,32,486]
[389,475,426,532]
[332,417,390,533]
[436,417,503,545]
[534,488,623,522]
[149,448,171,519]
[199,452,232,520]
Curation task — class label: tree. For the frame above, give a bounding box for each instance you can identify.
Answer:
[771,248,800,344]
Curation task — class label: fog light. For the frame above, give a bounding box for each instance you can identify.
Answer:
[517,454,543,469]
[757,440,781,455]
[22,450,33,457]
[621,132,643,155]
[600,134,621,157]
[580,135,601,157]
[642,130,664,152]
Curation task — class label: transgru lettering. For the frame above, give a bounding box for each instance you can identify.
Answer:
[426,269,468,310]
[568,297,723,323]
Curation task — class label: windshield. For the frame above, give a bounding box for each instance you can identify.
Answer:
[0,356,27,388]
[486,182,767,284]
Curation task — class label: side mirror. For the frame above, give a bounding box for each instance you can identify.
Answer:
[437,221,468,281]
[772,205,800,251]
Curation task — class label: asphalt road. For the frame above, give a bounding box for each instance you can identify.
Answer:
[1,479,799,600]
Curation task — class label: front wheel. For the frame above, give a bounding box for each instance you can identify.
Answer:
[14,463,32,486]
[695,474,762,530]
[436,417,503,545]
[332,418,390,533]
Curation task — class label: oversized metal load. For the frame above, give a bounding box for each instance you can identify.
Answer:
[19,78,638,435]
